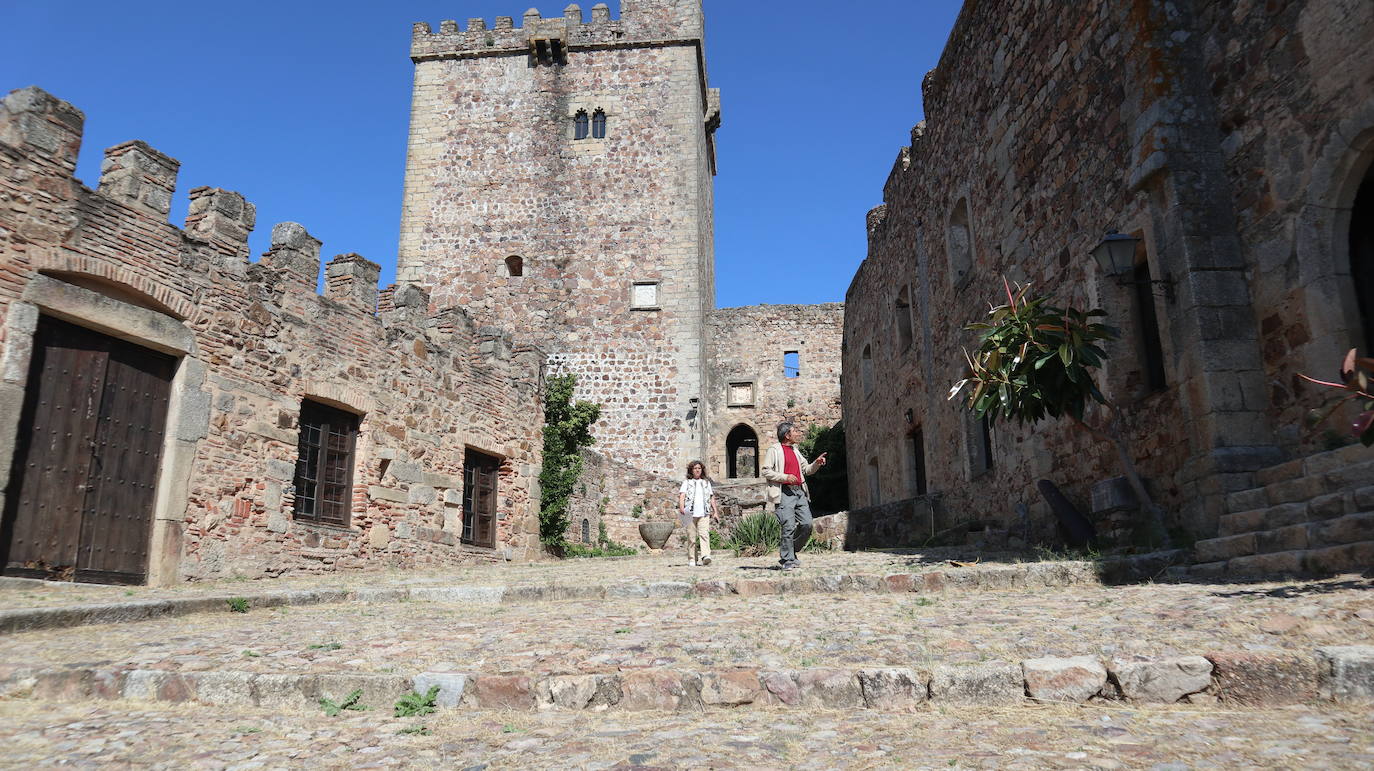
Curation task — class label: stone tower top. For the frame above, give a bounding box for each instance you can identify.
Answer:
[411,0,704,61]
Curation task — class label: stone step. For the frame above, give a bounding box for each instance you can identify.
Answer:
[0,561,1101,634]
[1227,452,1374,516]
[1206,511,1374,562]
[6,646,1372,711]
[1192,539,1374,579]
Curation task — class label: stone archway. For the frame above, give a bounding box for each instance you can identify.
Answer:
[1351,160,1374,352]
[725,424,759,479]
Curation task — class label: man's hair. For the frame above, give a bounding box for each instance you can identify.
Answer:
[776,421,795,443]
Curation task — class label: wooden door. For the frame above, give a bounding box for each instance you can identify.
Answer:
[1,316,175,584]
[462,450,499,549]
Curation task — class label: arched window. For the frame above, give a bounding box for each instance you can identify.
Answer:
[861,344,874,395]
[1352,161,1374,351]
[504,255,524,277]
[581,518,591,544]
[725,424,759,479]
[947,198,974,285]
[573,111,590,141]
[592,109,607,139]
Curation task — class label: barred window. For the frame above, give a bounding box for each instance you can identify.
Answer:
[293,401,359,527]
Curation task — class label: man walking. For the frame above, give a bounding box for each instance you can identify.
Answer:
[761,421,827,570]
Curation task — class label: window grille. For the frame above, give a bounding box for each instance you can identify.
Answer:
[293,401,359,527]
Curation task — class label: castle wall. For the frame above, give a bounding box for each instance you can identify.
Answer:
[0,87,546,584]
[397,2,718,478]
[703,304,844,484]
[843,0,1373,546]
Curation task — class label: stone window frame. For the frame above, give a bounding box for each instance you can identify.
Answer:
[630,281,661,311]
[860,343,875,395]
[895,285,914,352]
[567,103,614,146]
[292,399,362,529]
[946,196,976,291]
[727,381,756,407]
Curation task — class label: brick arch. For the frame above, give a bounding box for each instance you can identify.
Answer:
[301,382,377,415]
[32,254,196,320]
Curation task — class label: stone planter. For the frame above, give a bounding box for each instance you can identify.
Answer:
[638,521,676,550]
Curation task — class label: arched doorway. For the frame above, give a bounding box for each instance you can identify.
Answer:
[1351,161,1374,352]
[725,424,759,479]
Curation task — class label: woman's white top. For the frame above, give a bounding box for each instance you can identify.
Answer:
[679,478,713,518]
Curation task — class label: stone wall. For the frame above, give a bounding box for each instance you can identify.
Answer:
[703,304,844,485]
[842,0,1374,547]
[397,1,720,479]
[565,449,681,552]
[0,87,546,584]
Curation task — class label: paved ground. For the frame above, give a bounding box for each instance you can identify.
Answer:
[2,575,1371,676]
[0,550,1031,609]
[2,700,1371,769]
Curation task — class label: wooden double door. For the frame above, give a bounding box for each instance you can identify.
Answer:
[1,316,176,584]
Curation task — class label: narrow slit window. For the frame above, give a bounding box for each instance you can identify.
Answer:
[591,109,607,139]
[911,427,928,496]
[573,111,590,141]
[783,351,800,378]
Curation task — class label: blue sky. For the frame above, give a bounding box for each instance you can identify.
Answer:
[2,1,964,307]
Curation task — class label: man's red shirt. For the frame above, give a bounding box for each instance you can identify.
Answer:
[781,445,802,484]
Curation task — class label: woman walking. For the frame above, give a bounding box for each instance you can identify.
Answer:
[678,460,718,566]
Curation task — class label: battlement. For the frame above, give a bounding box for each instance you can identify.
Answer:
[410,0,704,61]
[0,87,496,335]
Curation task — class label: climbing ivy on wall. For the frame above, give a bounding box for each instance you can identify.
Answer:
[538,374,601,552]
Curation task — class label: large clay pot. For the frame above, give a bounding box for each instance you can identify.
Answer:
[638,521,676,550]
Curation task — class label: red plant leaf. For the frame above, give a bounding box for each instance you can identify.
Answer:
[1354,411,1374,438]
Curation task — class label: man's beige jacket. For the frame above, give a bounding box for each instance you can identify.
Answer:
[761,443,823,505]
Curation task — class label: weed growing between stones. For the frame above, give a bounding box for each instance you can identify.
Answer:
[307,642,343,651]
[397,725,431,736]
[393,686,440,718]
[320,688,368,717]
[226,597,249,613]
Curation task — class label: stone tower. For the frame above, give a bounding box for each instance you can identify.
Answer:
[398,0,720,476]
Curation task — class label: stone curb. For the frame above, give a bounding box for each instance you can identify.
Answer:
[4,646,1370,712]
[0,562,1101,635]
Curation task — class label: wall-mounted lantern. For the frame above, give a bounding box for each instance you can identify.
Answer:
[1090,231,1176,303]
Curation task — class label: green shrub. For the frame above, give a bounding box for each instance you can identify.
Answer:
[394,685,440,718]
[538,374,601,551]
[798,422,849,513]
[564,541,638,559]
[226,597,249,613]
[708,528,728,552]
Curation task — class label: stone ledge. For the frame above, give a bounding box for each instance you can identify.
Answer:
[0,562,1103,634]
[6,646,1369,711]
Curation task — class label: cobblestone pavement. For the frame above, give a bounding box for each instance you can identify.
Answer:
[0,550,1027,609]
[2,700,1371,769]
[2,576,1370,676]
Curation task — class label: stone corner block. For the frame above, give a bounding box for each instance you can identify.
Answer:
[930,662,1024,705]
[414,672,469,708]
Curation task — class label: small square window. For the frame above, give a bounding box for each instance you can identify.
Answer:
[728,382,755,406]
[631,282,660,309]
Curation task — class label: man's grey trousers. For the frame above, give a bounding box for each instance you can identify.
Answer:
[775,485,813,565]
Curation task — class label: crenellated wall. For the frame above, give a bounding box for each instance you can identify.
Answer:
[843,0,1374,548]
[0,87,547,584]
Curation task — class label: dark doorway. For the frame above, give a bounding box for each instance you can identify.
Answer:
[1,316,176,584]
[1352,162,1374,352]
[462,449,500,548]
[910,427,928,496]
[725,424,759,479]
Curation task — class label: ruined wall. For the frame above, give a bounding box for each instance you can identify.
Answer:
[703,304,844,484]
[398,1,719,478]
[0,87,546,584]
[843,0,1373,546]
[564,448,681,552]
